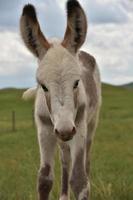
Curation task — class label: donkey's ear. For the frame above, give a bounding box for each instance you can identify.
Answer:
[20,4,50,59]
[62,0,87,54]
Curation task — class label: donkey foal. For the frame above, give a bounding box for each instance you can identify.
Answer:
[20,0,101,199]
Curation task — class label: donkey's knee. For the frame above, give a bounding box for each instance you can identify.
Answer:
[38,164,53,200]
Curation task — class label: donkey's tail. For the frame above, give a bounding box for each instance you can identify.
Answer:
[22,87,37,101]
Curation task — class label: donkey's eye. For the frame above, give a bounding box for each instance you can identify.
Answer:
[41,84,48,92]
[73,80,79,89]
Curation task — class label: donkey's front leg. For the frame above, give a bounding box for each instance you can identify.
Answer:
[70,130,90,200]
[59,143,71,200]
[37,123,56,200]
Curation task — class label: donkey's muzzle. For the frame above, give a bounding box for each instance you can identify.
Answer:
[55,127,76,141]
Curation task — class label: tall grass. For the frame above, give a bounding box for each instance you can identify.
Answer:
[0,85,133,199]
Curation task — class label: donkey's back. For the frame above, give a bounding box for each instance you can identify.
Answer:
[79,50,101,122]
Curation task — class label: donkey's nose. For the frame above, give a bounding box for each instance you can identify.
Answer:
[55,126,76,141]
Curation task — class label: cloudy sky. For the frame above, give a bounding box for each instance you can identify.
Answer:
[0,0,133,88]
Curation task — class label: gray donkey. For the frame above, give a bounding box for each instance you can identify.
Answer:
[20,0,101,199]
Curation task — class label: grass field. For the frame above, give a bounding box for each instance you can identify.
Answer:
[0,84,133,200]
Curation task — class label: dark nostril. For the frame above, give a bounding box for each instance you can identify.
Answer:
[72,126,76,135]
[55,129,59,135]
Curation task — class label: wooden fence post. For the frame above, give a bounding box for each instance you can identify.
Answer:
[12,111,16,131]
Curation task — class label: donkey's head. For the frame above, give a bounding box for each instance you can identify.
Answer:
[20,0,87,141]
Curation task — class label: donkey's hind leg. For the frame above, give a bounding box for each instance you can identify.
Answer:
[37,121,57,200]
[86,114,99,176]
[86,119,96,176]
[59,143,71,200]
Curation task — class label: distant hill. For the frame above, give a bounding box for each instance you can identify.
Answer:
[0,83,119,93]
[121,82,133,89]
[0,82,132,93]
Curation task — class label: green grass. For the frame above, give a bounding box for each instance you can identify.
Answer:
[0,84,133,200]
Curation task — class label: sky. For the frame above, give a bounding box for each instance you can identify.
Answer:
[0,0,133,88]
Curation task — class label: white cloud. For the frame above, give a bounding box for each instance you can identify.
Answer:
[34,0,66,38]
[0,0,133,88]
[84,0,130,24]
[82,20,133,85]
[0,31,37,88]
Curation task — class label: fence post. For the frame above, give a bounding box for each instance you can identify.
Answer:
[12,111,16,131]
